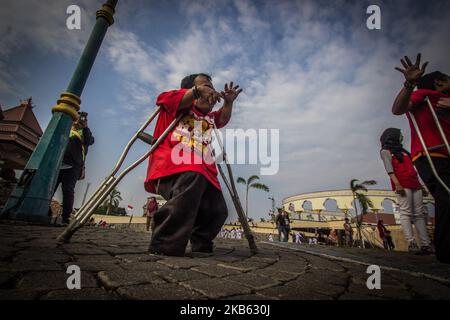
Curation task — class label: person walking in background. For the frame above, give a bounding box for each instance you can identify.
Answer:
[145,196,159,232]
[377,219,395,250]
[380,128,432,255]
[276,209,290,242]
[343,218,353,247]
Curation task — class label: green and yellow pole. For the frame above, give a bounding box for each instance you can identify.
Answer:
[1,0,118,223]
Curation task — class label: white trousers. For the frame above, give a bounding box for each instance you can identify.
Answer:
[396,189,431,247]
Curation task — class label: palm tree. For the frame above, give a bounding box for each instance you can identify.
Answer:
[350,179,377,248]
[237,175,270,218]
[103,188,123,215]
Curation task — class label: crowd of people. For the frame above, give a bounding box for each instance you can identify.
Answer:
[218,227,243,239]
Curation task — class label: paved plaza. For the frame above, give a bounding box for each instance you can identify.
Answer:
[0,222,450,300]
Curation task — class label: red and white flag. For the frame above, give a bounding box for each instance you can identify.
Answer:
[127,204,134,211]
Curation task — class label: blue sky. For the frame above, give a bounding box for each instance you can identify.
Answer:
[1,0,449,221]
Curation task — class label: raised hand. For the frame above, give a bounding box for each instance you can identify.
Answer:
[197,84,222,106]
[395,53,428,83]
[221,82,243,104]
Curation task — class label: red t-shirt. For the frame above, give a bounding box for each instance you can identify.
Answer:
[406,89,450,158]
[144,89,226,193]
[390,152,422,190]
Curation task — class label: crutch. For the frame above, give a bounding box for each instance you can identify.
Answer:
[408,96,450,194]
[56,107,185,244]
[212,125,259,255]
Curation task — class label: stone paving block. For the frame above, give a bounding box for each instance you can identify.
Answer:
[375,285,412,300]
[0,289,44,300]
[14,251,71,264]
[225,273,281,290]
[97,270,166,289]
[101,246,149,255]
[212,256,243,263]
[300,255,346,272]
[389,273,450,299]
[306,269,349,287]
[115,254,161,263]
[17,271,98,290]
[61,244,108,255]
[119,261,172,272]
[117,283,203,300]
[157,257,209,269]
[253,267,299,282]
[2,260,63,272]
[72,254,117,262]
[41,288,118,300]
[65,261,122,272]
[154,269,210,283]
[0,272,17,288]
[218,261,265,272]
[258,284,331,300]
[181,278,252,299]
[14,239,59,249]
[191,264,242,278]
[350,269,402,287]
[285,276,345,298]
[246,256,278,264]
[0,248,17,261]
[270,260,308,274]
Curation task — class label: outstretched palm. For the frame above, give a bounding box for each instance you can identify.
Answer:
[395,53,428,83]
[221,82,243,104]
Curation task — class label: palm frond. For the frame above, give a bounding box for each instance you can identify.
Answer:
[362,180,377,186]
[247,175,260,185]
[350,179,359,189]
[250,182,269,192]
[353,185,368,193]
[237,177,246,185]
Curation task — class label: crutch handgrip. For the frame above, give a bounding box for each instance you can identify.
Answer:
[137,132,156,145]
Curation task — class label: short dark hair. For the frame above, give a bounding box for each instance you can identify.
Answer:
[180,73,212,89]
[417,71,448,90]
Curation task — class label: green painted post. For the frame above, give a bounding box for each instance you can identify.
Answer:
[1,0,118,223]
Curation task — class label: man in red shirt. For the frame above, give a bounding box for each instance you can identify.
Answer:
[392,53,450,263]
[145,73,242,256]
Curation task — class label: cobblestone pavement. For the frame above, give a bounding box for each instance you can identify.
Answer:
[1,222,450,300]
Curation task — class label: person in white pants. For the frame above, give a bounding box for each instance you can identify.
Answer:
[396,189,430,248]
[380,128,432,255]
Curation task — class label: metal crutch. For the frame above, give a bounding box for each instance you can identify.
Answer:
[212,125,259,255]
[56,108,185,244]
[408,97,450,194]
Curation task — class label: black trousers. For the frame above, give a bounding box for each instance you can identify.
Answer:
[149,171,228,256]
[53,167,81,221]
[414,157,450,263]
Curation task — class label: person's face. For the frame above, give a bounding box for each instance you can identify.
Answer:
[435,74,450,92]
[193,75,216,114]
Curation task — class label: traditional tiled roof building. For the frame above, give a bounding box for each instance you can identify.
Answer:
[0,98,43,170]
